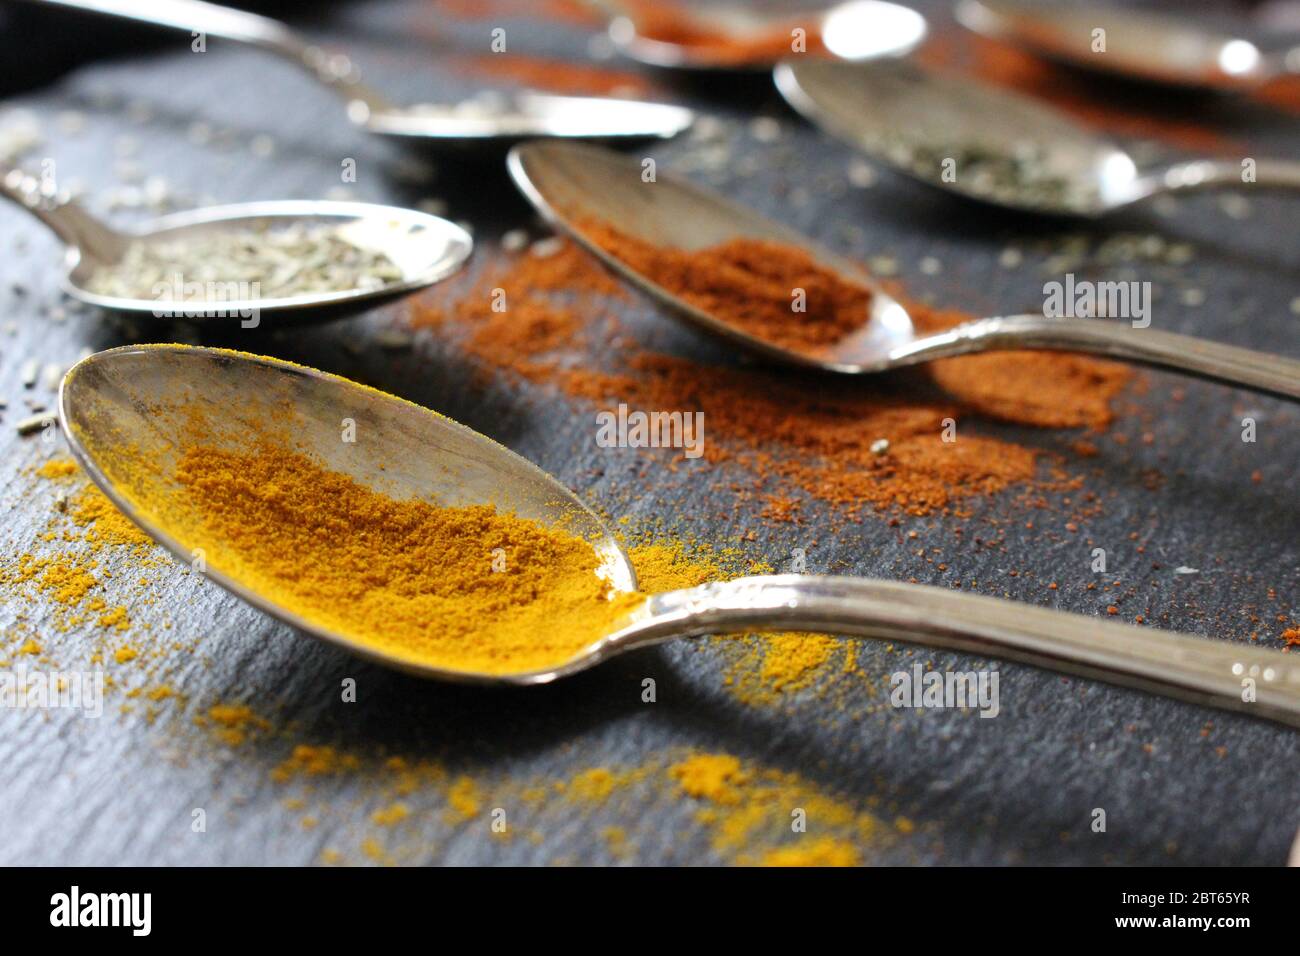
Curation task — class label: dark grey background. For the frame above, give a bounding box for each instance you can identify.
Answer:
[0,0,1296,865]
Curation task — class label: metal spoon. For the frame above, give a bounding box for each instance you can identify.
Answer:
[60,344,1300,726]
[0,165,472,322]
[32,0,695,145]
[774,57,1300,218]
[604,0,927,71]
[507,140,1300,401]
[957,0,1300,92]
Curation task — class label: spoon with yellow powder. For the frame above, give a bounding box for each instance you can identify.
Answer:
[59,345,1300,726]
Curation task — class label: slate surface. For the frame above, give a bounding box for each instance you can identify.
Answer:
[0,0,1296,866]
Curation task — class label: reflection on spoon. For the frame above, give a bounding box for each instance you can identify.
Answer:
[606,0,927,71]
[956,0,1300,91]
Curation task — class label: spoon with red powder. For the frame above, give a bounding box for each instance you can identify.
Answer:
[508,140,1300,401]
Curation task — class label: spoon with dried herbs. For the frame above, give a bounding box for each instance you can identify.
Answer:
[508,140,1300,400]
[0,165,471,322]
[775,57,1300,217]
[58,344,1300,728]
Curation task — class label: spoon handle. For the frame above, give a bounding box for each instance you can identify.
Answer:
[618,576,1300,727]
[891,314,1300,401]
[1135,158,1300,201]
[0,165,125,263]
[29,0,392,113]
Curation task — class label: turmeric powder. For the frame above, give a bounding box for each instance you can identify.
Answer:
[128,440,642,676]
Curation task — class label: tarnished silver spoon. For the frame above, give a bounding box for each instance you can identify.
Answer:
[775,57,1300,218]
[603,0,927,71]
[0,165,471,322]
[32,0,695,145]
[957,0,1300,92]
[59,344,1300,726]
[507,140,1300,401]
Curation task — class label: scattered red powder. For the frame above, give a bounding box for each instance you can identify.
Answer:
[410,237,1129,518]
[445,53,662,98]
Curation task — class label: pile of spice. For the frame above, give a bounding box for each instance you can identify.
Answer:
[85,222,404,302]
[622,0,823,65]
[577,219,871,352]
[130,440,642,676]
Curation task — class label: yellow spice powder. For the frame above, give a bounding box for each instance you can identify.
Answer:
[147,441,643,676]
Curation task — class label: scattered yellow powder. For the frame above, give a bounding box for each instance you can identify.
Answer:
[447,776,481,820]
[759,632,839,691]
[627,540,727,592]
[759,837,861,867]
[668,752,886,859]
[371,803,410,827]
[37,458,79,479]
[201,704,271,747]
[272,744,362,781]
[567,767,619,802]
[35,557,98,606]
[360,837,392,865]
[670,754,751,805]
[70,485,153,549]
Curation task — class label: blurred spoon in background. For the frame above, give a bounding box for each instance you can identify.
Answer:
[776,57,1300,217]
[956,0,1300,91]
[601,0,927,71]
[29,0,695,147]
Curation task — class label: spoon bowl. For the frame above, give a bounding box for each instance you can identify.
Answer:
[59,345,636,683]
[956,0,1294,91]
[607,0,927,72]
[776,57,1135,217]
[58,345,1300,720]
[507,139,915,372]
